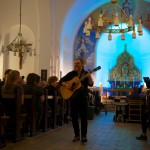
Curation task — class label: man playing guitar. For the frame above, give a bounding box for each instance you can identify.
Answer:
[59,58,94,143]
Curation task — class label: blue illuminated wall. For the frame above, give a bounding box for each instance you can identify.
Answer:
[95,26,150,88]
[73,0,150,88]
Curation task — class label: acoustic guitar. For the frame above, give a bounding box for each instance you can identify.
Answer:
[60,66,101,100]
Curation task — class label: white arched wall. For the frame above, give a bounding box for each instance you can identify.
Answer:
[0,0,52,80]
[0,0,39,78]
[60,0,109,77]
[0,0,78,80]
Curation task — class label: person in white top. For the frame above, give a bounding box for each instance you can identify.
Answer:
[99,82,103,101]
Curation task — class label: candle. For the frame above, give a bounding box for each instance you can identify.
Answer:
[115,77,116,87]
[133,76,134,87]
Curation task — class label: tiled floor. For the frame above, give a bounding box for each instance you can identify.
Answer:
[1,112,150,150]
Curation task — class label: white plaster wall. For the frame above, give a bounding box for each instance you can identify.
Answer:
[0,0,36,78]
[49,0,74,79]
[0,0,74,80]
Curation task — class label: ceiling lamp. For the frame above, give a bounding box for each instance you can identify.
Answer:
[83,0,143,40]
[0,0,36,69]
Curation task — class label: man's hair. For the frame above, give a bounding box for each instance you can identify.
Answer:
[74,58,84,64]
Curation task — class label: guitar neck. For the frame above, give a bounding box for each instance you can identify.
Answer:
[80,74,88,82]
[76,72,91,84]
[74,66,101,85]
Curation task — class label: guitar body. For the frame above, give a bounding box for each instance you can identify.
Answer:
[60,66,101,100]
[60,76,81,100]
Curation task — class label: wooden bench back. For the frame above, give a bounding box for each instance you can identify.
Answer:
[1,86,26,142]
[23,89,39,137]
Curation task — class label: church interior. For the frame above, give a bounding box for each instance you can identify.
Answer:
[0,0,150,149]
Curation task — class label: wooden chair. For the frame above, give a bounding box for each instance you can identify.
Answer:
[46,94,68,129]
[1,86,27,143]
[42,89,70,130]
[54,95,70,126]
[127,99,143,123]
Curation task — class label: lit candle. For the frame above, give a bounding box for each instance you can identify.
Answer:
[133,76,134,87]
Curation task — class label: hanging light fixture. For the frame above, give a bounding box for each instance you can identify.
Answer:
[83,0,143,40]
[1,0,36,69]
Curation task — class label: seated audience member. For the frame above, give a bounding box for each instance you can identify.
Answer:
[127,87,141,100]
[0,69,12,86]
[44,76,58,96]
[1,70,24,105]
[44,76,62,125]
[136,89,150,140]
[37,81,48,89]
[44,76,58,110]
[0,69,12,98]
[23,73,45,122]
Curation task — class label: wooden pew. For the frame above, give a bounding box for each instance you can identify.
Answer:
[41,90,52,131]
[23,91,40,137]
[44,94,57,129]
[54,95,63,127]
[1,86,27,143]
[42,93,63,130]
[48,95,70,128]
[0,116,9,148]
[41,90,71,131]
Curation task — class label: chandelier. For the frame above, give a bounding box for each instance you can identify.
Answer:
[83,0,143,40]
[1,0,36,69]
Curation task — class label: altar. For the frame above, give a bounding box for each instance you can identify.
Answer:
[107,88,131,96]
[108,44,142,89]
[108,80,141,89]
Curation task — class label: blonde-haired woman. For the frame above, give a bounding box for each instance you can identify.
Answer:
[1,70,24,105]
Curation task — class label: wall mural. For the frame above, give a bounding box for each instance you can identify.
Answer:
[74,25,97,70]
[74,0,150,87]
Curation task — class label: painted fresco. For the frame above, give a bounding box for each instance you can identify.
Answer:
[74,25,97,70]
